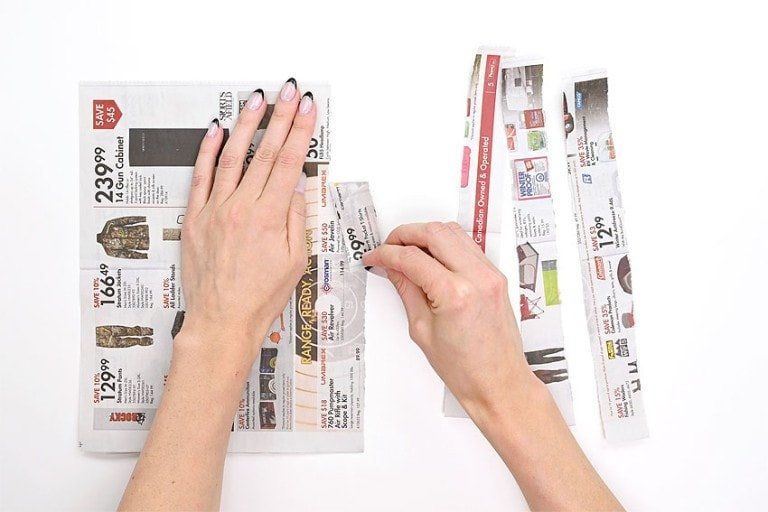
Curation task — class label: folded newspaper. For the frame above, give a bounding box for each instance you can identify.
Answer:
[449,50,575,424]
[562,72,648,442]
[78,82,380,453]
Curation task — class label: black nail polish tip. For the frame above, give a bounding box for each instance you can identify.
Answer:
[302,91,313,100]
[211,118,220,125]
[286,77,297,86]
[253,88,264,97]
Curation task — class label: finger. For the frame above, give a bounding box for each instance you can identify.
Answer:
[383,222,481,272]
[187,119,225,216]
[386,269,431,327]
[363,244,451,300]
[209,89,268,203]
[287,181,307,263]
[238,78,301,198]
[259,91,317,212]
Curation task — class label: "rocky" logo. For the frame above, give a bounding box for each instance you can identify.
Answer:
[109,412,146,425]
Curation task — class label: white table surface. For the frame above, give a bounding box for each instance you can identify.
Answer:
[1,1,767,510]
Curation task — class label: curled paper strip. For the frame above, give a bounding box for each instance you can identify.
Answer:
[329,182,382,269]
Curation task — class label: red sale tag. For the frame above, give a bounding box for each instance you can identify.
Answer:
[92,99,122,129]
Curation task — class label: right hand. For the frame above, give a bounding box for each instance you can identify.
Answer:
[363,222,541,421]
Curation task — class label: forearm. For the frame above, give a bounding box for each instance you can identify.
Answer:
[364,224,624,509]
[119,329,255,511]
[471,375,623,511]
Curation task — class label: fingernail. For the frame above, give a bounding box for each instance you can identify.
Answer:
[299,91,314,115]
[280,77,297,101]
[368,266,388,278]
[206,118,219,137]
[295,172,307,193]
[246,89,264,110]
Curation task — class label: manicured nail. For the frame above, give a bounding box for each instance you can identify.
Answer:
[281,78,297,101]
[368,266,388,278]
[299,92,314,115]
[246,89,264,110]
[206,118,219,137]
[295,172,307,193]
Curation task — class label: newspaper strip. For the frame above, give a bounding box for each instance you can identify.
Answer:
[562,71,648,442]
[78,82,378,453]
[448,50,574,424]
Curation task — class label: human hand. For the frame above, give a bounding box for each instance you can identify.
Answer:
[179,79,316,364]
[363,222,542,422]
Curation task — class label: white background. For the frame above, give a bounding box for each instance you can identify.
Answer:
[1,0,767,510]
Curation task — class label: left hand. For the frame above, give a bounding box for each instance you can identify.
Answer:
[179,80,317,363]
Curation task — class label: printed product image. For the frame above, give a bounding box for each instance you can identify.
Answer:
[505,124,518,151]
[259,402,277,430]
[517,243,539,291]
[534,368,569,384]
[266,314,286,344]
[520,295,544,321]
[502,64,543,111]
[563,93,575,137]
[170,311,185,339]
[527,131,547,151]
[541,260,560,305]
[96,325,154,348]
[128,128,230,167]
[97,216,150,259]
[525,347,566,366]
[617,255,632,294]
[259,375,277,400]
[514,157,551,200]
[259,348,278,373]
[522,109,545,128]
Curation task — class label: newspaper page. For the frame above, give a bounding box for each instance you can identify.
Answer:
[78,82,379,453]
[449,50,574,424]
[562,71,649,442]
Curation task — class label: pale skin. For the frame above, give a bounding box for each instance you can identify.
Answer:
[119,78,624,511]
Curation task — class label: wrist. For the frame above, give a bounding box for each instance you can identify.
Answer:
[147,329,254,456]
[175,313,268,367]
[469,371,553,441]
[171,325,261,383]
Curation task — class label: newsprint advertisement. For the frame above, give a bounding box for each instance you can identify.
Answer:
[450,50,575,424]
[78,83,380,453]
[562,72,648,442]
